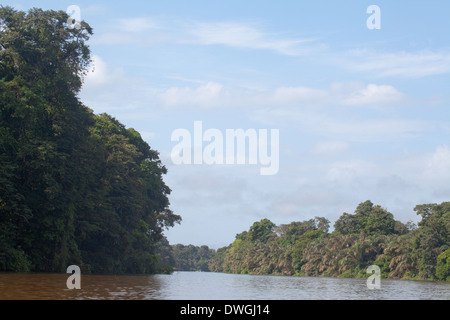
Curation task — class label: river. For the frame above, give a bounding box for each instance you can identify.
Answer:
[0,271,448,300]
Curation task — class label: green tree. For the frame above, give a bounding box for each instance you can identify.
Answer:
[0,7,179,273]
[364,205,396,235]
[333,212,359,235]
[0,6,93,271]
[413,202,449,279]
[435,249,450,281]
[276,218,329,273]
[210,201,450,281]
[172,244,215,271]
[76,114,180,274]
[248,218,276,243]
[154,237,175,274]
[334,201,396,236]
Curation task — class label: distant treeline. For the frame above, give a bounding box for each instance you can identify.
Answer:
[171,244,216,272]
[0,7,180,274]
[154,200,450,281]
[207,201,450,281]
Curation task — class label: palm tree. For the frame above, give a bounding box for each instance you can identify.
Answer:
[382,234,417,279]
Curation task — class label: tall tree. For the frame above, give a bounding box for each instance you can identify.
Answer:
[0,7,180,273]
[248,218,276,243]
[0,6,93,271]
[334,201,396,236]
[414,202,450,279]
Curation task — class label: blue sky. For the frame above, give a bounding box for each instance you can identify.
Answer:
[4,1,450,248]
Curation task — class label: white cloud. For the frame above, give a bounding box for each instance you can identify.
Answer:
[117,17,159,33]
[140,131,156,141]
[267,83,408,107]
[82,4,110,16]
[160,82,226,108]
[342,84,407,106]
[83,54,120,86]
[91,16,171,46]
[91,17,321,55]
[315,117,426,143]
[79,55,158,113]
[312,141,350,155]
[188,21,320,56]
[372,145,450,199]
[156,81,410,110]
[89,14,450,80]
[269,188,348,217]
[271,86,329,104]
[255,145,450,225]
[346,50,450,78]
[326,160,378,185]
[79,56,429,146]
[423,145,450,181]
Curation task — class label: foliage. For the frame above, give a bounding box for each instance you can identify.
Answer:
[333,200,397,236]
[435,249,450,281]
[209,218,328,276]
[171,244,215,272]
[0,7,180,274]
[248,219,276,243]
[209,201,450,281]
[154,237,176,274]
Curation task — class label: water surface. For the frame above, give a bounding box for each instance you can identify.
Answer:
[0,271,448,300]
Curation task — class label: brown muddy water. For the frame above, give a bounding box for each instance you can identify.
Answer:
[0,271,449,300]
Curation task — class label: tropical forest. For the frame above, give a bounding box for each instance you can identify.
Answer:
[0,7,449,282]
[207,200,450,281]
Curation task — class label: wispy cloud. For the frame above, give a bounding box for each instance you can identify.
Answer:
[81,57,424,145]
[91,14,450,81]
[157,81,411,111]
[341,84,407,106]
[92,16,324,55]
[92,16,172,45]
[345,49,450,78]
[312,141,350,155]
[159,82,226,108]
[188,21,321,56]
[117,17,159,32]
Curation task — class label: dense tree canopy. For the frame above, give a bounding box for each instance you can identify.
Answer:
[209,201,450,281]
[0,7,180,273]
[171,244,216,272]
[333,200,397,236]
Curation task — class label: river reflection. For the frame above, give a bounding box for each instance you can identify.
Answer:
[0,273,163,300]
[0,271,449,300]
